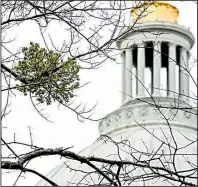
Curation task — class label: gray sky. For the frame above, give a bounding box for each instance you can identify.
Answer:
[2,1,197,186]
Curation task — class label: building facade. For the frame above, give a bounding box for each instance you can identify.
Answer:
[36,1,197,186]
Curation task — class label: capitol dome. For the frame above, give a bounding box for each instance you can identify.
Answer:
[37,127,197,185]
[36,1,197,186]
[36,98,197,186]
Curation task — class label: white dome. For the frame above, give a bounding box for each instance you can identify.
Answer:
[36,98,197,186]
[36,7,197,185]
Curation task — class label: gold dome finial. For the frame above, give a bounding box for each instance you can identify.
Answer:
[131,1,179,23]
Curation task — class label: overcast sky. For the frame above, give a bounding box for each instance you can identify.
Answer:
[2,1,197,186]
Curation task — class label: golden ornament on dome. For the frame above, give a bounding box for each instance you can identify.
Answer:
[131,1,179,23]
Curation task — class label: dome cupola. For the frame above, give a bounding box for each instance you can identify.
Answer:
[117,1,194,105]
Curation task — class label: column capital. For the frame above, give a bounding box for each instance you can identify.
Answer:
[168,42,176,47]
[153,41,162,46]
[180,46,187,53]
[121,50,125,54]
[153,41,162,53]
[125,48,131,52]
[137,42,145,48]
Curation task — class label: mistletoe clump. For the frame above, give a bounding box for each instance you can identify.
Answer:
[14,42,80,105]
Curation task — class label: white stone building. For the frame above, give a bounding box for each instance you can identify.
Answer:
[37,1,197,186]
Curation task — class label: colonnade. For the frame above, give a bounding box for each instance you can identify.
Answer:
[121,42,189,103]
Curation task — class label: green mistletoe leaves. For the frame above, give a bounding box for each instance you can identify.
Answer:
[14,42,80,105]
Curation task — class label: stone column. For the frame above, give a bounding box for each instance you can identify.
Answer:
[137,43,145,97]
[121,51,126,103]
[125,48,133,102]
[180,47,189,101]
[153,41,162,96]
[168,43,176,97]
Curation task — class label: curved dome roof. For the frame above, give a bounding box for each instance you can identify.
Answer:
[131,1,179,23]
[36,125,197,186]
